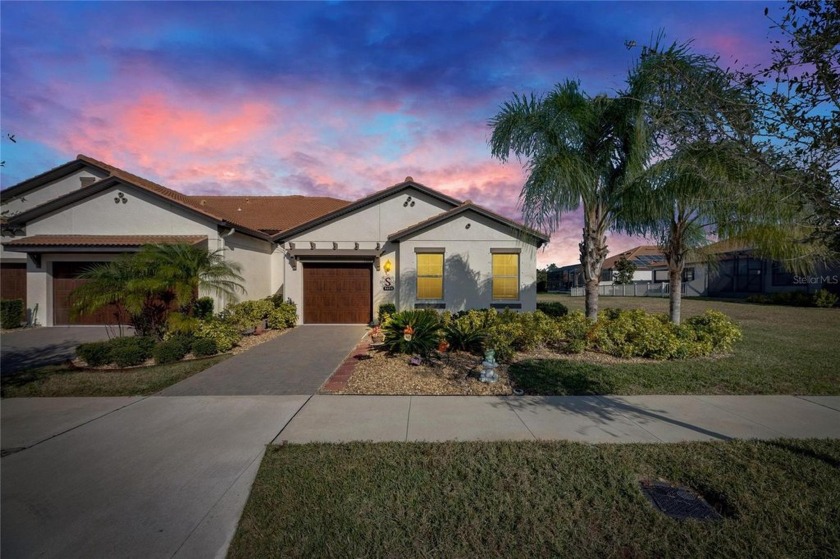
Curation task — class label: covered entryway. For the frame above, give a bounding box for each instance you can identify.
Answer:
[0,263,27,304]
[303,263,372,324]
[53,262,127,325]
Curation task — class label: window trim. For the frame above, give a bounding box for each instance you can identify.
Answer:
[653,269,669,283]
[415,250,444,300]
[682,267,695,282]
[491,250,520,301]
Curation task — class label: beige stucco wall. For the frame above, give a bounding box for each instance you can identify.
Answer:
[219,230,274,308]
[396,212,539,312]
[1,167,109,217]
[282,197,541,322]
[282,188,456,323]
[1,167,110,263]
[15,183,274,323]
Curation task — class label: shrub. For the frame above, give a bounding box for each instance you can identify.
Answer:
[444,318,486,352]
[0,299,24,329]
[76,341,112,367]
[153,339,189,365]
[224,299,274,329]
[813,289,838,308]
[382,309,442,357]
[591,309,679,360]
[747,291,815,307]
[683,310,742,354]
[555,311,591,353]
[267,302,297,329]
[110,346,148,368]
[164,334,194,354]
[536,301,568,318]
[378,303,397,323]
[194,297,214,319]
[191,337,219,357]
[106,336,154,368]
[194,318,241,352]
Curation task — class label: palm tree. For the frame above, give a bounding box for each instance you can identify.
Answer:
[621,40,819,323]
[621,142,814,323]
[490,81,648,320]
[70,256,163,336]
[134,243,246,315]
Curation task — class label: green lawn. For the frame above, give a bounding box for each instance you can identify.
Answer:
[1,355,228,397]
[511,295,840,395]
[230,440,840,558]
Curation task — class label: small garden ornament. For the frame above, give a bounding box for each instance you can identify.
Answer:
[479,348,499,383]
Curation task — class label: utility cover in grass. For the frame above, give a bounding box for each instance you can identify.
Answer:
[640,480,723,521]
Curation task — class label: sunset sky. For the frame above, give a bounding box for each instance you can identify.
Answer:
[0,1,783,266]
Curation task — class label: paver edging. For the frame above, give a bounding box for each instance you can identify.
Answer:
[319,337,372,393]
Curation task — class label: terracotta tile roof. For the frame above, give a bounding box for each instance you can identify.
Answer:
[187,195,350,233]
[75,155,349,234]
[75,155,199,209]
[3,235,207,247]
[603,245,667,269]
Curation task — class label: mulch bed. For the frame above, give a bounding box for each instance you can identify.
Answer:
[321,343,513,396]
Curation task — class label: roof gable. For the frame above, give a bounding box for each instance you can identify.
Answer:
[387,202,549,245]
[273,178,460,241]
[1,159,103,199]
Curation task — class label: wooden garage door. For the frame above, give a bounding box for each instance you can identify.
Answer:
[303,263,372,324]
[1,263,27,304]
[53,262,128,325]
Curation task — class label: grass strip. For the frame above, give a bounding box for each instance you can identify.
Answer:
[230,439,840,558]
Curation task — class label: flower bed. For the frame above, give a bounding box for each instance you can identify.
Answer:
[325,348,512,396]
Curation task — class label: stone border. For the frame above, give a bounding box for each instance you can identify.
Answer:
[321,338,372,393]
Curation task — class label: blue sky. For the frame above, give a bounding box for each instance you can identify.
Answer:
[0,1,783,265]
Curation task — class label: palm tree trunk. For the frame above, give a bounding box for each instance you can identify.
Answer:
[581,205,609,321]
[668,266,683,325]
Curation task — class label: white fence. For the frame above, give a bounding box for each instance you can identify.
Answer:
[569,283,686,297]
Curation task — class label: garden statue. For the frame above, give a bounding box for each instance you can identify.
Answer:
[479,348,498,383]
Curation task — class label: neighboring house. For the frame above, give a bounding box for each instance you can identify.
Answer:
[559,241,838,298]
[550,246,668,291]
[1,156,547,326]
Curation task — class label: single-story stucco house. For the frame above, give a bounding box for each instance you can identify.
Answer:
[0,155,548,326]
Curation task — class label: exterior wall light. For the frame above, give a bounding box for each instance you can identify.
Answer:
[383,259,393,274]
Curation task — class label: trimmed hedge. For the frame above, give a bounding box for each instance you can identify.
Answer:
[0,299,25,329]
[153,339,190,365]
[191,337,219,357]
[76,336,155,368]
[77,341,113,367]
[536,301,569,318]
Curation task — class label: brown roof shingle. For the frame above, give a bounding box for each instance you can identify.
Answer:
[3,235,207,247]
[187,195,350,233]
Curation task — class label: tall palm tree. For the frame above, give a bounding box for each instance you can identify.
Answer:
[134,243,246,315]
[622,40,819,323]
[620,142,814,324]
[490,81,648,320]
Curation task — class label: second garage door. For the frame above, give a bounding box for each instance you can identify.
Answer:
[53,262,128,325]
[303,263,372,324]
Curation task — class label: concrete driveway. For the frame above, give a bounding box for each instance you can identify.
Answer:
[1,395,308,559]
[161,324,368,395]
[1,326,125,375]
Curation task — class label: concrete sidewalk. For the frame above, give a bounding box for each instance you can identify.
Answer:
[2,395,309,559]
[276,394,840,443]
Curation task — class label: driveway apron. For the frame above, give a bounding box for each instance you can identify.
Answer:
[1,326,121,375]
[159,324,368,396]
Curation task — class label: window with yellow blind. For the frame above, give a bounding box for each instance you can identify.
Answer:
[492,252,519,300]
[416,252,444,299]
